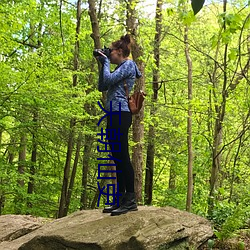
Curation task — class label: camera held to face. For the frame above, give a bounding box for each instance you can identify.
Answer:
[93,46,111,58]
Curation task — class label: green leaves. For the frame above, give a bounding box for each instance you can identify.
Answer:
[191,0,205,15]
[181,10,196,25]
[0,0,250,227]
[228,48,238,61]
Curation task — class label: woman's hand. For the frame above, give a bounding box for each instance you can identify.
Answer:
[96,51,108,64]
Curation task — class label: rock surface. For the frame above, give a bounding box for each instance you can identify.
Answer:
[0,214,48,243]
[0,206,214,250]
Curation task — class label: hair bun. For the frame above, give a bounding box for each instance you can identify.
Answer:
[120,34,131,45]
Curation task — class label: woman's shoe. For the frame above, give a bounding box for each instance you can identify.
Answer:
[102,192,125,213]
[111,192,138,216]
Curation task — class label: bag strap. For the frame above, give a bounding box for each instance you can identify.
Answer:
[123,80,129,99]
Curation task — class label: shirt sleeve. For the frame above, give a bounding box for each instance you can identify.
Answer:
[102,59,133,87]
[98,65,108,91]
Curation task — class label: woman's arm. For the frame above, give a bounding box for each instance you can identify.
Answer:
[102,59,133,86]
[98,65,108,91]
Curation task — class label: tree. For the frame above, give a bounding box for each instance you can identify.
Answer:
[208,0,250,216]
[184,24,193,212]
[0,1,249,230]
[145,0,163,205]
[58,0,82,218]
[126,0,145,203]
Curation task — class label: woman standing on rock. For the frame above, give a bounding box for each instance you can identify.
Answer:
[96,34,141,216]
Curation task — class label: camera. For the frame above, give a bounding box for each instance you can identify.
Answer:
[93,46,111,58]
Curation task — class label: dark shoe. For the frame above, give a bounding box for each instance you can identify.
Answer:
[102,192,125,213]
[111,192,138,216]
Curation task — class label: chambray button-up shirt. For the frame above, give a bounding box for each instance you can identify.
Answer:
[98,58,142,112]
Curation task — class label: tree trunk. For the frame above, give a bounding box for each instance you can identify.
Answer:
[0,127,4,213]
[72,0,81,88]
[2,137,15,214]
[184,25,193,212]
[27,110,38,207]
[126,0,145,203]
[168,95,177,190]
[87,0,106,104]
[144,0,162,205]
[208,0,228,216]
[0,193,4,215]
[0,129,2,148]
[28,131,36,193]
[18,135,26,187]
[58,119,75,218]
[87,0,109,208]
[88,0,101,49]
[168,165,176,190]
[15,134,27,214]
[7,137,15,164]
[64,133,82,215]
[80,134,93,210]
[58,0,81,218]
[0,129,5,213]
[27,2,42,208]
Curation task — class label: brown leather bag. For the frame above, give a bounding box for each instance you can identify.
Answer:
[123,81,146,114]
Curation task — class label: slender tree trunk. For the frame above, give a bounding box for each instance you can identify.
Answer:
[88,0,106,104]
[0,129,2,148]
[144,0,162,205]
[126,0,145,203]
[3,137,15,213]
[58,0,82,219]
[184,25,193,212]
[229,136,242,202]
[64,133,82,215]
[88,0,101,49]
[209,18,250,210]
[15,134,27,214]
[27,23,36,202]
[27,1,43,208]
[207,16,220,214]
[168,166,176,190]
[229,33,250,201]
[63,0,82,217]
[28,131,36,193]
[88,0,110,208]
[0,193,4,215]
[80,134,93,210]
[168,95,177,190]
[72,0,81,88]
[7,137,15,164]
[0,129,6,214]
[208,0,228,216]
[0,128,4,213]
[27,110,38,209]
[18,135,26,187]
[0,161,5,215]
[58,119,75,218]
[4,130,15,215]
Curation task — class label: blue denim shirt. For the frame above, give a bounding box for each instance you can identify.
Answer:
[98,58,142,112]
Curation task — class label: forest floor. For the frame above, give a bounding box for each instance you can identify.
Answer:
[200,230,250,249]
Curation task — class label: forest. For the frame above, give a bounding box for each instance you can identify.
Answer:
[0,0,249,248]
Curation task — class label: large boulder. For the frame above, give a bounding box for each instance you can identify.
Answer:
[0,214,48,243]
[0,206,213,250]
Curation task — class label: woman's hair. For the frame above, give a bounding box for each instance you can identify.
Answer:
[112,34,131,57]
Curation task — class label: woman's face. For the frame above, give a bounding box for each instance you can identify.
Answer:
[109,46,124,65]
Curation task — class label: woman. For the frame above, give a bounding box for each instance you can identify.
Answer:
[96,34,142,216]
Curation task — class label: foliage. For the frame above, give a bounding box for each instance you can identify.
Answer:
[214,204,250,240]
[0,4,249,247]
